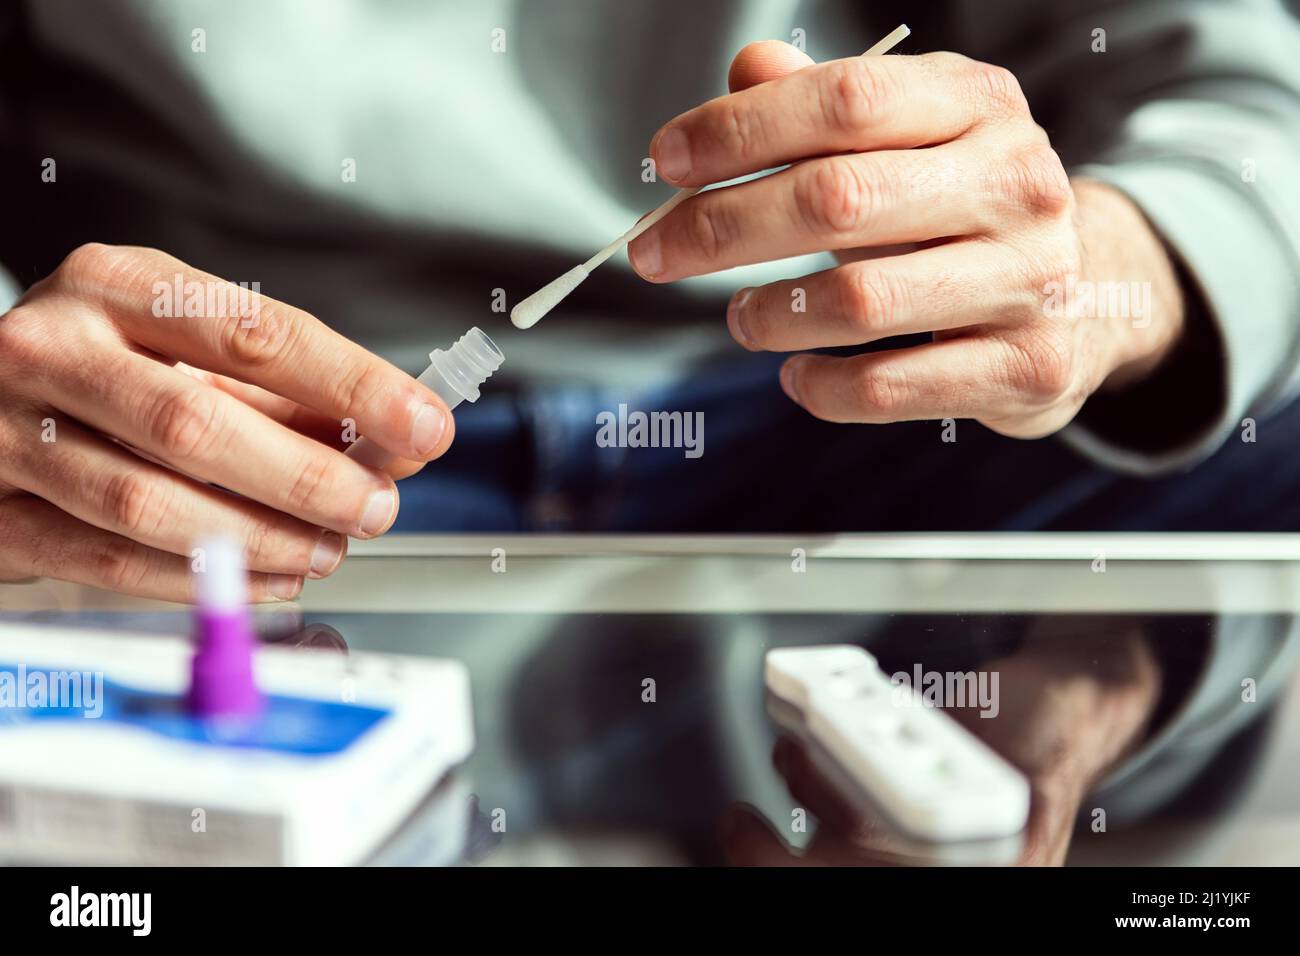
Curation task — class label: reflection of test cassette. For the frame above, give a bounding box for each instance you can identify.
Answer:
[765,645,1029,862]
[0,625,473,866]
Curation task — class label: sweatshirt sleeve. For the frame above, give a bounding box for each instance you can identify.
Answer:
[983,0,1300,474]
[1090,611,1300,825]
[0,266,18,312]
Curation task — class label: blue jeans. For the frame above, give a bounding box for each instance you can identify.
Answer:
[394,351,1300,532]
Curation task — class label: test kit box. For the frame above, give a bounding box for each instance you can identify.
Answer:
[0,624,474,866]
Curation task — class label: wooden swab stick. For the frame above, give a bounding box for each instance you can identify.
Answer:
[511,23,912,330]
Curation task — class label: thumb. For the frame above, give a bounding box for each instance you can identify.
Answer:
[727,39,816,93]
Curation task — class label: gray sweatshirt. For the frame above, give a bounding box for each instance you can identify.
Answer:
[2,0,1299,474]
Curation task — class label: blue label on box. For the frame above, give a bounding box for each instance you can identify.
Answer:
[0,664,389,755]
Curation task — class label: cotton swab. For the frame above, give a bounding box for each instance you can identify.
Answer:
[857,21,913,58]
[510,23,912,331]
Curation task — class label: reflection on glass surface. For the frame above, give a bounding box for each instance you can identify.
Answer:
[283,606,1295,866]
[3,544,1299,866]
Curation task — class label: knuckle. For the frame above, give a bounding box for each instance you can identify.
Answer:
[1035,246,1084,296]
[147,386,223,459]
[0,506,28,582]
[239,516,283,571]
[224,300,298,370]
[852,363,908,419]
[715,100,765,164]
[58,243,159,297]
[799,158,873,237]
[0,305,51,367]
[926,50,971,73]
[334,360,389,420]
[58,242,119,285]
[842,266,910,337]
[102,470,165,539]
[89,534,150,594]
[684,199,735,263]
[996,144,1072,217]
[283,455,336,514]
[821,59,888,134]
[1004,333,1074,401]
[0,415,31,472]
[972,62,1029,115]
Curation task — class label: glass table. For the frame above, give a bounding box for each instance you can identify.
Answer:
[4,533,1300,866]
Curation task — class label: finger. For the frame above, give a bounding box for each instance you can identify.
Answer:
[176,363,347,448]
[772,736,866,833]
[0,495,302,603]
[727,40,815,93]
[62,244,454,462]
[40,343,402,539]
[649,51,992,187]
[727,241,1021,352]
[178,366,429,480]
[1018,780,1080,866]
[629,144,987,282]
[271,622,349,653]
[780,335,1036,424]
[382,457,430,481]
[773,738,918,861]
[5,415,347,579]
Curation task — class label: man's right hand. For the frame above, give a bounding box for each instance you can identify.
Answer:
[0,244,454,602]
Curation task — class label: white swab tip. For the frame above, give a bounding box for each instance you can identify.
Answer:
[511,265,590,329]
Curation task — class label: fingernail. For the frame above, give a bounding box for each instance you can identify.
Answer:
[654,126,691,183]
[629,230,663,279]
[359,488,397,537]
[780,358,804,404]
[268,574,303,601]
[410,403,447,457]
[727,288,757,350]
[309,530,345,577]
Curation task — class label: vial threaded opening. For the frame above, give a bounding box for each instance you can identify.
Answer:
[454,327,504,377]
[430,327,504,403]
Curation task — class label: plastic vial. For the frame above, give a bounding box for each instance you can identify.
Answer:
[188,536,263,719]
[346,327,504,469]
